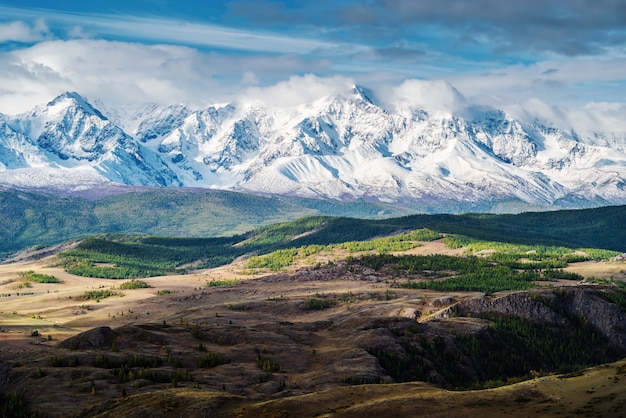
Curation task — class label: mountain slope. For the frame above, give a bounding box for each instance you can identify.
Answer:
[0,188,412,258]
[1,92,181,190]
[2,186,625,260]
[0,88,625,210]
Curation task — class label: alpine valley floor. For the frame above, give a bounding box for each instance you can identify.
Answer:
[1,239,626,417]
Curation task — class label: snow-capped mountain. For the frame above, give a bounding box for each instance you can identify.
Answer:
[1,88,625,212]
[0,92,180,192]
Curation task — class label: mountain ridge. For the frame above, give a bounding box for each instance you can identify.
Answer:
[0,88,625,211]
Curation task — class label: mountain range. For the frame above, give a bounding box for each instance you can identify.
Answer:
[1,87,625,212]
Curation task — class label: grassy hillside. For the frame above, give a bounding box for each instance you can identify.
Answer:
[2,187,625,260]
[9,203,623,279]
[287,206,626,252]
[0,191,99,256]
[78,360,626,418]
[0,189,412,258]
[54,214,622,283]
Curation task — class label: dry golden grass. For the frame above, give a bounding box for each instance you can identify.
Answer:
[1,240,625,417]
[0,239,623,346]
[565,260,626,280]
[233,360,626,418]
[84,359,626,418]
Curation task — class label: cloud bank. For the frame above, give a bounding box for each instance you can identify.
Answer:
[0,1,625,123]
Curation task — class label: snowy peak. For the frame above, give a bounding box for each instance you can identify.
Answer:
[1,90,626,212]
[350,84,375,105]
[470,110,537,166]
[46,91,108,121]
[0,94,181,188]
[135,104,190,143]
[28,93,127,162]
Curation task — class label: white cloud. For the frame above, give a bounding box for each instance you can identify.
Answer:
[0,37,625,141]
[0,19,49,43]
[243,74,355,107]
[0,40,207,113]
[67,25,89,39]
[449,56,626,108]
[0,5,343,55]
[92,17,339,54]
[378,79,468,113]
[548,102,626,137]
[241,71,259,86]
[0,39,337,114]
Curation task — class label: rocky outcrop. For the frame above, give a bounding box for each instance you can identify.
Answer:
[446,292,567,325]
[551,288,626,350]
[436,286,626,351]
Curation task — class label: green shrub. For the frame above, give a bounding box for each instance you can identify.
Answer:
[118,280,152,289]
[305,298,337,310]
[207,279,238,287]
[17,270,62,283]
[197,351,230,368]
[247,248,298,271]
[82,289,118,301]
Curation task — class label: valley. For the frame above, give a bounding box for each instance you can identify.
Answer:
[1,231,625,417]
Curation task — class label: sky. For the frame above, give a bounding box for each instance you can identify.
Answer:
[1,0,626,117]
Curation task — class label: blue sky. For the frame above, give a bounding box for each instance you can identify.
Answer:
[0,1,625,115]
